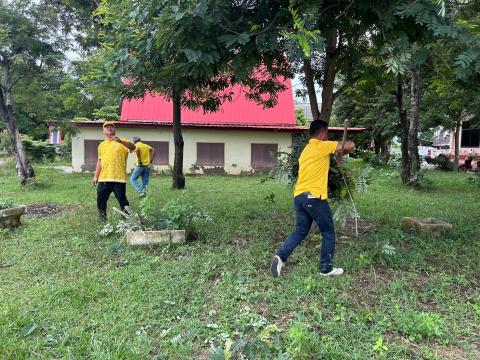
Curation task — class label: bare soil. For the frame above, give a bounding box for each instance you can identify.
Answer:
[25,204,74,219]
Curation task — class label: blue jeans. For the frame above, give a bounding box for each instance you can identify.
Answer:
[276,192,336,273]
[130,166,151,193]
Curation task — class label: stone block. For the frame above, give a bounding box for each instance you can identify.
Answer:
[126,230,185,245]
[0,206,27,228]
[402,217,452,238]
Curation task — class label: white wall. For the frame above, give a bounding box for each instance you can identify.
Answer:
[72,126,293,174]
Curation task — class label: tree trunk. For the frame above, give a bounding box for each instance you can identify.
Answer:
[453,119,461,172]
[0,61,34,185]
[373,137,381,154]
[396,74,410,184]
[319,27,337,123]
[172,92,185,189]
[303,57,320,121]
[408,65,421,184]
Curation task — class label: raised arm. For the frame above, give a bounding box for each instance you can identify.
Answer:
[113,136,135,151]
[336,141,356,155]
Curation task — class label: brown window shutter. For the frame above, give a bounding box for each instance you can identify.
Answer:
[251,144,278,168]
[84,140,101,165]
[197,143,224,166]
[147,141,169,165]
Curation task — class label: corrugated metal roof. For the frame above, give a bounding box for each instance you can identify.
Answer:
[74,120,366,133]
[120,79,296,126]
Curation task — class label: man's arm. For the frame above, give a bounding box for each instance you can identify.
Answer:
[92,160,101,185]
[113,136,135,151]
[335,141,356,155]
[135,147,142,165]
[149,147,156,164]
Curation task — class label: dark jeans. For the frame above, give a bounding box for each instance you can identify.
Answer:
[276,192,336,273]
[97,182,129,219]
[130,165,151,193]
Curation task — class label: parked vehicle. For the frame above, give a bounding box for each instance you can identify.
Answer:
[418,146,437,158]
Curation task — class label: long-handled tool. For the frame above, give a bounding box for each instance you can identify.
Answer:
[337,121,359,237]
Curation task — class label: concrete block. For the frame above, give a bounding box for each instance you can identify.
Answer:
[0,206,26,228]
[402,217,452,238]
[126,230,185,245]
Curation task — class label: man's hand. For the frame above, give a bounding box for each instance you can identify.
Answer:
[336,141,356,155]
[112,136,121,142]
[92,176,98,186]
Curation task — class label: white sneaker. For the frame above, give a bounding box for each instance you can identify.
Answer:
[320,268,344,276]
[271,255,284,278]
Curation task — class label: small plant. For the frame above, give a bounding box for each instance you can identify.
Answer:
[397,311,444,341]
[355,252,372,268]
[409,170,433,187]
[98,193,212,242]
[381,242,396,256]
[0,198,15,210]
[373,336,389,356]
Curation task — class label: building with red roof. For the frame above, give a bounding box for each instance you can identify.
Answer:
[71,79,363,174]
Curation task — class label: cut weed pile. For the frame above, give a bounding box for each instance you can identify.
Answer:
[0,166,479,359]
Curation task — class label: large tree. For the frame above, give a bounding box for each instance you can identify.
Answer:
[0,0,66,184]
[284,1,392,123]
[97,0,290,189]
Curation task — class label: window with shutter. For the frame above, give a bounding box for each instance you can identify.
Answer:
[147,141,169,165]
[251,144,278,168]
[84,140,101,165]
[197,143,224,166]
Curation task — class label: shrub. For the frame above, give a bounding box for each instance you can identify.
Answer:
[98,193,212,241]
[426,154,453,171]
[21,137,56,163]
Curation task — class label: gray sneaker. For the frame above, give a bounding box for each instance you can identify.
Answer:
[271,255,284,278]
[320,268,344,276]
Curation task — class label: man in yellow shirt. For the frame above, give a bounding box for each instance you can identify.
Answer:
[271,120,355,277]
[92,121,135,220]
[130,136,156,196]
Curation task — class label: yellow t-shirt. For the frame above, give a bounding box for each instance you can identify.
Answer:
[98,138,129,183]
[134,142,152,166]
[293,139,338,199]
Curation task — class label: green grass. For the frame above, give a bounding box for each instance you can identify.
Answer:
[0,163,479,359]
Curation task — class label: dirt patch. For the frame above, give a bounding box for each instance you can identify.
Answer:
[25,204,74,219]
[343,218,377,236]
[310,218,378,238]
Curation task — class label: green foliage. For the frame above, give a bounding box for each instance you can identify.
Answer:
[91,105,120,120]
[21,138,56,163]
[99,193,212,241]
[425,154,453,171]
[141,193,212,237]
[281,7,323,58]
[295,108,308,126]
[396,311,444,341]
[373,336,389,356]
[98,0,290,110]
[0,198,14,210]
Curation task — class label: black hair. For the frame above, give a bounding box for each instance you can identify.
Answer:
[309,120,329,137]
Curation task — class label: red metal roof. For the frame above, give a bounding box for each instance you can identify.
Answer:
[74,120,365,133]
[120,79,296,126]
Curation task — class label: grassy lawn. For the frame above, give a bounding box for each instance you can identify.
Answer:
[0,163,479,359]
